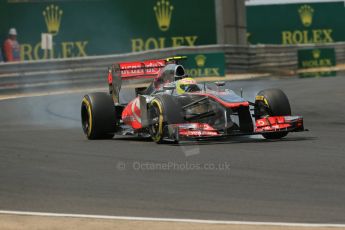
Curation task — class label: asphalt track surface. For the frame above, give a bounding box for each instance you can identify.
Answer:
[0,76,344,223]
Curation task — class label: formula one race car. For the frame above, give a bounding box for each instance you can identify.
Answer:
[81,57,305,143]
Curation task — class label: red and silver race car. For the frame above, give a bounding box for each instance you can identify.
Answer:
[81,57,305,143]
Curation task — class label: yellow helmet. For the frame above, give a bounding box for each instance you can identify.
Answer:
[176,77,198,95]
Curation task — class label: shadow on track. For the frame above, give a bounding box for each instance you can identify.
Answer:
[167,136,316,146]
[109,135,316,146]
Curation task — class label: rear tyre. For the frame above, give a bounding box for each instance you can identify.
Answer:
[148,95,184,143]
[255,88,291,139]
[81,93,117,140]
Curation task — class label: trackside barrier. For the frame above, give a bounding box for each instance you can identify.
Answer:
[0,42,344,92]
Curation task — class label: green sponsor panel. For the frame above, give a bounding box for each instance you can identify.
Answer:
[298,48,336,68]
[0,0,216,61]
[298,48,336,78]
[182,53,225,77]
[247,1,345,44]
[0,1,8,42]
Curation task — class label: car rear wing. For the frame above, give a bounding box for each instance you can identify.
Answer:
[107,57,187,104]
[116,59,167,80]
[107,59,167,104]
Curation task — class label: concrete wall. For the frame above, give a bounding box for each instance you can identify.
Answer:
[215,0,247,45]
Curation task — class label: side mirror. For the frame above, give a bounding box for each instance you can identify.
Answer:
[163,85,176,91]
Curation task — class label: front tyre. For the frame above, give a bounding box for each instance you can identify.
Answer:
[148,95,184,144]
[149,98,165,143]
[81,93,116,139]
[255,88,291,139]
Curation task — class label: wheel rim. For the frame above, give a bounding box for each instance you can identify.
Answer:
[149,100,163,142]
[81,98,92,136]
[256,100,270,118]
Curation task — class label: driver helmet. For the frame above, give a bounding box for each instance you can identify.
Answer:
[176,77,198,95]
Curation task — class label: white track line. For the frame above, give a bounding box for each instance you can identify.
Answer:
[0,210,344,228]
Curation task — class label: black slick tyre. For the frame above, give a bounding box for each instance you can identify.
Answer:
[81,93,116,140]
[255,88,291,139]
[148,94,184,143]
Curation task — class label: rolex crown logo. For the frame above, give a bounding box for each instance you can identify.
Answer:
[153,0,174,32]
[195,55,206,67]
[43,4,63,35]
[298,5,314,27]
[312,49,321,59]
